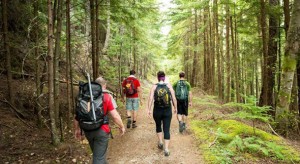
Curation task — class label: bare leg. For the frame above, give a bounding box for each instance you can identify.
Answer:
[157,132,163,144]
[177,114,183,122]
[126,110,132,118]
[164,139,170,151]
[133,110,138,121]
[126,110,132,128]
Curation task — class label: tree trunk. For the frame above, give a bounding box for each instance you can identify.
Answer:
[54,0,63,124]
[225,1,231,102]
[47,0,59,146]
[95,0,99,78]
[102,0,111,55]
[275,0,300,135]
[265,0,279,115]
[230,15,240,103]
[192,9,198,87]
[283,0,290,38]
[133,27,137,71]
[90,0,97,80]
[2,0,13,104]
[66,0,72,128]
[259,0,268,107]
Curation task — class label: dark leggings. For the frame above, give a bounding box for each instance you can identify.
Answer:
[153,106,172,139]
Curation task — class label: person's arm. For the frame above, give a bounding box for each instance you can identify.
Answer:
[147,85,156,118]
[109,109,125,135]
[167,83,177,114]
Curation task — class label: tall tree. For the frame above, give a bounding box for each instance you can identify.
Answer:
[90,0,97,80]
[47,0,59,145]
[276,0,300,135]
[66,0,72,127]
[54,0,63,123]
[265,0,279,114]
[259,0,269,107]
[225,1,231,102]
[191,9,199,87]
[2,0,13,104]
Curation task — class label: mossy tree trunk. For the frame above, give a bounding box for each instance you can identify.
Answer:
[47,0,60,146]
[275,0,300,135]
[66,0,72,128]
[54,0,63,126]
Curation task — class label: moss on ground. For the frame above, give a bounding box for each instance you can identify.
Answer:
[191,119,300,164]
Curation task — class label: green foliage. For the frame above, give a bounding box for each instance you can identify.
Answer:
[224,102,272,127]
[191,120,300,164]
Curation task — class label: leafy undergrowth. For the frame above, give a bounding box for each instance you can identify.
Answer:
[190,93,300,164]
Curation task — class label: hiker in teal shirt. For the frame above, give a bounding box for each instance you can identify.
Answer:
[173,71,192,133]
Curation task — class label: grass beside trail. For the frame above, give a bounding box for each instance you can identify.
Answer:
[189,96,300,164]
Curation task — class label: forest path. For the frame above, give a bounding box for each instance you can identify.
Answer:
[107,86,204,164]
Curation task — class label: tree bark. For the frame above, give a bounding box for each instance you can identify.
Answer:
[259,0,269,107]
[54,0,63,124]
[2,0,13,104]
[192,9,198,87]
[90,0,97,80]
[47,0,59,145]
[265,0,279,115]
[225,1,231,102]
[276,0,300,135]
[66,0,72,128]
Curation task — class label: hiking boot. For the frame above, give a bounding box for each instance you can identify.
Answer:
[127,119,131,128]
[132,123,137,128]
[158,142,163,150]
[164,150,170,157]
[179,122,184,133]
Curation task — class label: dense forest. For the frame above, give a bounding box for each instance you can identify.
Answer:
[1,0,300,163]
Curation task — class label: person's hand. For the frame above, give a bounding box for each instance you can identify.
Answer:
[75,128,82,140]
[119,127,125,136]
[173,108,177,114]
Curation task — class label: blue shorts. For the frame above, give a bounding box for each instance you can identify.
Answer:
[126,98,140,111]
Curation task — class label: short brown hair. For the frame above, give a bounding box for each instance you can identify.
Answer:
[179,71,185,78]
[130,70,136,75]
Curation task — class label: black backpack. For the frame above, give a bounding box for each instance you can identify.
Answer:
[154,83,171,108]
[175,80,189,101]
[124,78,137,96]
[75,81,108,131]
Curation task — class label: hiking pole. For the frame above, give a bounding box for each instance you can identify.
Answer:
[87,73,96,121]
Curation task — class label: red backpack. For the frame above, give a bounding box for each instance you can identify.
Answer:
[124,78,137,95]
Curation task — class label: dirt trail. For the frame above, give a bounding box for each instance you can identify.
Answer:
[107,93,203,164]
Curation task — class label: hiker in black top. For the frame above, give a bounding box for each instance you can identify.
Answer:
[147,71,177,157]
[173,71,192,133]
[74,77,125,164]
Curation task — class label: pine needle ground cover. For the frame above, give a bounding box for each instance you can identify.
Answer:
[190,96,300,164]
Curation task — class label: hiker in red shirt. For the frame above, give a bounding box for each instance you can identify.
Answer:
[74,77,125,164]
[122,70,142,128]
